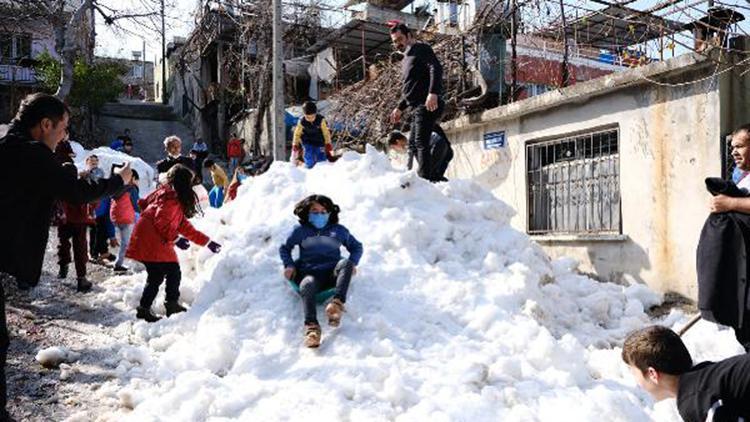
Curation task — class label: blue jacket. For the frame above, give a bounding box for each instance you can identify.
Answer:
[94,198,115,238]
[208,186,224,208]
[279,223,363,272]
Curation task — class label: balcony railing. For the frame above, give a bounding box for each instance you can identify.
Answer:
[0,65,37,84]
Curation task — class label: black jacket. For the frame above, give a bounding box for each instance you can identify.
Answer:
[677,354,750,422]
[156,156,194,175]
[697,180,750,328]
[0,124,124,283]
[398,42,443,110]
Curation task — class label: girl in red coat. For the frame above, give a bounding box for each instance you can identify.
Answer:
[126,165,221,322]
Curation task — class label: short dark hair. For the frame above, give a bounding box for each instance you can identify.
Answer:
[389,23,411,36]
[203,159,215,168]
[294,194,340,226]
[302,101,317,115]
[387,131,408,145]
[732,124,750,140]
[12,93,70,132]
[124,128,131,134]
[622,326,693,375]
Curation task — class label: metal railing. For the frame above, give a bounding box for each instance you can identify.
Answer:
[0,65,36,84]
[526,127,621,235]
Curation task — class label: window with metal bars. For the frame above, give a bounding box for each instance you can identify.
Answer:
[526,127,621,235]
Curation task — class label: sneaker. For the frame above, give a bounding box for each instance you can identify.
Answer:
[325,298,345,327]
[76,277,92,293]
[164,301,187,317]
[58,264,68,279]
[136,306,161,323]
[304,323,321,348]
[113,265,130,274]
[103,253,116,262]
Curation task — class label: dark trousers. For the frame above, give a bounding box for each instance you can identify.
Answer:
[58,224,88,278]
[295,259,354,325]
[735,319,750,353]
[90,217,109,257]
[409,103,443,182]
[139,262,181,308]
[0,276,9,416]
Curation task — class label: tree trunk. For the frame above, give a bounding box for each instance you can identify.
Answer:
[54,0,90,100]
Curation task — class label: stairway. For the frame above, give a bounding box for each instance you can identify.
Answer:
[97,102,195,165]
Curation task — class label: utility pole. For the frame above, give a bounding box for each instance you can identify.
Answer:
[271,0,286,161]
[142,38,146,96]
[510,0,518,102]
[559,0,570,88]
[160,0,167,104]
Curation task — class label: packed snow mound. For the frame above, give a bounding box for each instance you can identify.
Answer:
[70,141,156,195]
[97,147,739,421]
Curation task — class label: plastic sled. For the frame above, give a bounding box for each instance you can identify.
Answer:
[286,280,335,304]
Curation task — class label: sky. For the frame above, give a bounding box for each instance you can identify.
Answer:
[94,0,750,62]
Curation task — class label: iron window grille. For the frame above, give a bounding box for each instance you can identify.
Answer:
[526,127,621,235]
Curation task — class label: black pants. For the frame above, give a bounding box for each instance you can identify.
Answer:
[295,259,354,325]
[409,103,444,182]
[0,275,9,416]
[90,217,110,258]
[430,126,454,181]
[58,224,88,278]
[735,319,750,353]
[139,262,181,309]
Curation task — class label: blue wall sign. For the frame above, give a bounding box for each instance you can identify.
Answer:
[483,131,506,149]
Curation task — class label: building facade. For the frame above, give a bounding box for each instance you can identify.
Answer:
[0,22,57,122]
[442,47,750,299]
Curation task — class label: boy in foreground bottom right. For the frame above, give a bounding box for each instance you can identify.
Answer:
[622,326,750,422]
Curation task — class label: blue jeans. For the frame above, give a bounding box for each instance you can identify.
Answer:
[229,157,240,175]
[303,144,327,169]
[115,223,133,267]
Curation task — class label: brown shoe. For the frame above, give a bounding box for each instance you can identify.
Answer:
[304,323,321,348]
[325,298,345,327]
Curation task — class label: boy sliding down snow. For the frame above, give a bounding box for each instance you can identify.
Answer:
[279,195,363,348]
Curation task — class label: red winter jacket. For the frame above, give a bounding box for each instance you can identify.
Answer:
[62,202,95,225]
[110,189,136,225]
[126,185,209,263]
[227,138,244,159]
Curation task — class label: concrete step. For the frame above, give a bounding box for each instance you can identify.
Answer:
[99,102,177,121]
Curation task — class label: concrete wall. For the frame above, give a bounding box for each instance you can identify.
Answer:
[442,52,749,298]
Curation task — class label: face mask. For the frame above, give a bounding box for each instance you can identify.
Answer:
[309,212,329,229]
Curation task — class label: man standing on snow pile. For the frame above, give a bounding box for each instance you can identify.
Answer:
[389,22,444,183]
[701,123,750,352]
[0,93,131,421]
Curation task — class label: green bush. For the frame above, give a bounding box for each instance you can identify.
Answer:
[35,52,127,111]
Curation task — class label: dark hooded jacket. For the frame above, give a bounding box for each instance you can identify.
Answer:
[0,124,124,284]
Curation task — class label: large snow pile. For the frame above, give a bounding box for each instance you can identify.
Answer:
[95,147,744,421]
[70,141,156,195]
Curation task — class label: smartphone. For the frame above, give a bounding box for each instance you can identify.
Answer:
[111,163,125,174]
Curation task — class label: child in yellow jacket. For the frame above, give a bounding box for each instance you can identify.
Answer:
[292,101,333,169]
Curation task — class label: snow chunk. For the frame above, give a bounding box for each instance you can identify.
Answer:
[36,346,79,368]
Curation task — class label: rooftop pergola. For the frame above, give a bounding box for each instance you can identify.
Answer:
[538,4,685,50]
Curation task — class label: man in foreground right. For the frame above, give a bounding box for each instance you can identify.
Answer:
[622,326,750,422]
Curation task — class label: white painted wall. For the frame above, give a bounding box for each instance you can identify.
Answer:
[442,56,744,298]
